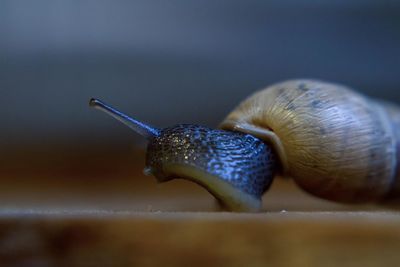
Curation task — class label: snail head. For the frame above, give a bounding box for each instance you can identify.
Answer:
[89,98,276,211]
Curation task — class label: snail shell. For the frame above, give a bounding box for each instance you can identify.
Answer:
[220,79,400,202]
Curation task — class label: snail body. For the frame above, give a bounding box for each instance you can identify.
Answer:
[90,79,400,212]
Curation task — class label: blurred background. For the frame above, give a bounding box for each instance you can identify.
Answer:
[0,0,400,212]
[1,2,400,266]
[2,0,400,146]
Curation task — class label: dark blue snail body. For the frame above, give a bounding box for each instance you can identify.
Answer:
[90,98,276,211]
[145,124,276,211]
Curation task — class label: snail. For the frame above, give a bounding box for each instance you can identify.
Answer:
[90,79,400,212]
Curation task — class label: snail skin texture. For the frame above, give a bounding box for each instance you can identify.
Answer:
[90,79,400,212]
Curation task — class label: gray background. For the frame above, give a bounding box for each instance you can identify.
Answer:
[1,0,400,148]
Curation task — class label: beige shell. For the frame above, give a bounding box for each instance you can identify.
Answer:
[220,79,400,202]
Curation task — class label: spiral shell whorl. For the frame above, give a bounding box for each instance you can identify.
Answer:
[221,80,398,202]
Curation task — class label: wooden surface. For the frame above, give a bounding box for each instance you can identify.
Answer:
[1,146,400,266]
[1,211,400,267]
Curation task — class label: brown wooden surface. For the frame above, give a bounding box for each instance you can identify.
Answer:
[1,145,399,266]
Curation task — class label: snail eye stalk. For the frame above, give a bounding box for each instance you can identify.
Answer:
[89,98,160,139]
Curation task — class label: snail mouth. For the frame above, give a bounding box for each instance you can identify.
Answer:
[143,166,173,183]
[157,163,262,212]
